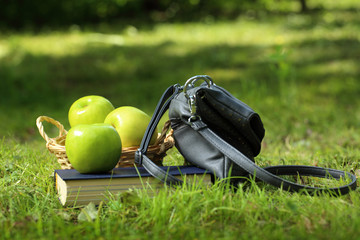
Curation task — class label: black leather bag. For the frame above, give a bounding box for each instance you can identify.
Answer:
[135,75,357,195]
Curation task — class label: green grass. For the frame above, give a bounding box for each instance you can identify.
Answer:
[1,138,360,239]
[1,1,360,239]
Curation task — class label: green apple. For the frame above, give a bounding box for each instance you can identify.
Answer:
[65,123,122,173]
[68,95,115,127]
[104,106,158,148]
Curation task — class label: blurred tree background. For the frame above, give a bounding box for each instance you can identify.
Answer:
[1,2,360,238]
[0,0,359,147]
[1,0,314,30]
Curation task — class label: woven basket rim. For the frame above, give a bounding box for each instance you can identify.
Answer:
[36,116,174,169]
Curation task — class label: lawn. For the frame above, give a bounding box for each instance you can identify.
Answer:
[1,1,360,239]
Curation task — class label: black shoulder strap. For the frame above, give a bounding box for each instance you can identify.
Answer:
[190,119,357,195]
[136,85,357,195]
[135,84,184,185]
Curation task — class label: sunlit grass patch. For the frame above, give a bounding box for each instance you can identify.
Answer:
[1,3,360,238]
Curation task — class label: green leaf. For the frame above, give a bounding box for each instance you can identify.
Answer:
[119,190,141,206]
[78,202,98,222]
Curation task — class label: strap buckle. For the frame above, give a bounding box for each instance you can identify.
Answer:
[135,149,143,165]
[183,75,213,122]
[188,95,199,122]
[183,75,213,99]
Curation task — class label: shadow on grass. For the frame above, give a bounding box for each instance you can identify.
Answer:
[1,39,359,102]
[0,43,269,109]
[0,16,359,141]
[284,7,360,30]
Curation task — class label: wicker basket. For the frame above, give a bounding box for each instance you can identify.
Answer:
[36,116,175,169]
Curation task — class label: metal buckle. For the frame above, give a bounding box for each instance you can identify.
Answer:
[188,95,198,122]
[183,75,214,122]
[135,149,143,165]
[183,75,213,99]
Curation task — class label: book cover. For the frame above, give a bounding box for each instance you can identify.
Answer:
[54,166,212,206]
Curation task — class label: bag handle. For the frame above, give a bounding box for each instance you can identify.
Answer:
[136,85,357,195]
[190,119,357,195]
[135,84,184,185]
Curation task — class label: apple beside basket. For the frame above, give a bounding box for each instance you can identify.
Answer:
[36,116,175,169]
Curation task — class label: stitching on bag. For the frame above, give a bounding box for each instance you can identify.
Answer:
[197,126,276,183]
[204,87,251,119]
[199,88,263,153]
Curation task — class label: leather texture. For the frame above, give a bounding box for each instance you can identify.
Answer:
[196,85,264,156]
[191,119,356,194]
[169,83,264,182]
[135,78,357,195]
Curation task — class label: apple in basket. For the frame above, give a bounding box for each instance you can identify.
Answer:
[104,106,158,148]
[68,95,115,127]
[65,123,122,173]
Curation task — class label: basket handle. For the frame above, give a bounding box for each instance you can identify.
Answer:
[154,120,172,145]
[36,116,67,142]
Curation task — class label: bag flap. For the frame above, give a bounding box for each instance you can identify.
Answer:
[196,85,265,156]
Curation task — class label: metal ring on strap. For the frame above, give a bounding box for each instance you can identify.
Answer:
[183,75,213,99]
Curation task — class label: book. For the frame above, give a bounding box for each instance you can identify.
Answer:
[54,166,212,206]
